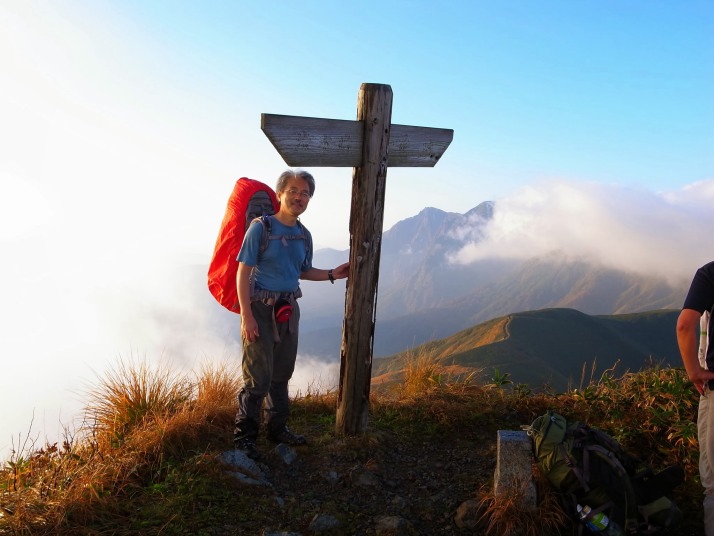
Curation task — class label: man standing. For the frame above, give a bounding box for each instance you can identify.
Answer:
[234,169,349,461]
[676,261,714,535]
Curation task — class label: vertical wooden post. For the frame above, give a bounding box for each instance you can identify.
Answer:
[335,84,393,435]
[260,83,452,435]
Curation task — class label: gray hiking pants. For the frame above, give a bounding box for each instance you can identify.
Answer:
[234,298,300,441]
[700,391,714,535]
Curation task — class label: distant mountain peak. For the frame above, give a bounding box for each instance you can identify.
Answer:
[386,203,492,247]
[465,201,494,221]
[418,206,446,215]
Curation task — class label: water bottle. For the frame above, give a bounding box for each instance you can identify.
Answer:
[577,504,625,535]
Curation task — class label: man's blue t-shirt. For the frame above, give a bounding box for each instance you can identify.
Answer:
[237,216,313,294]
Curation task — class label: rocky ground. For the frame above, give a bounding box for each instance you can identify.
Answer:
[181,389,703,536]
[218,426,501,536]
[206,417,702,536]
[209,404,564,536]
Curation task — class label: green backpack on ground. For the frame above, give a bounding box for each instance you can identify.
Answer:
[526,410,683,534]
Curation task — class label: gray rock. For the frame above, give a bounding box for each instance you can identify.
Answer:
[228,471,271,487]
[220,449,271,486]
[322,470,339,484]
[454,498,481,529]
[374,515,414,535]
[350,465,381,487]
[390,494,410,511]
[274,443,298,464]
[308,513,340,532]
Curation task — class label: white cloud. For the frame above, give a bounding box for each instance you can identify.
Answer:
[1,174,53,241]
[451,179,714,284]
[290,356,341,397]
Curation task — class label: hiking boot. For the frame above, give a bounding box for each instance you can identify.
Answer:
[235,437,264,461]
[267,426,306,446]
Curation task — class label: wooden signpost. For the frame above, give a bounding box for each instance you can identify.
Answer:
[261,83,453,435]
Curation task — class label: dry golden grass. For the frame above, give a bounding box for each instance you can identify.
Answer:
[82,357,193,450]
[476,471,570,536]
[193,360,242,410]
[397,347,485,399]
[0,357,242,534]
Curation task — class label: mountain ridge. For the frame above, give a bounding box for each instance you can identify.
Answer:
[371,307,681,392]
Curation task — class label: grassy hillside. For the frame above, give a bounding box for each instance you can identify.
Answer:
[373,308,681,391]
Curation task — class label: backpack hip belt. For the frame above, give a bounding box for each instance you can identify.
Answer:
[250,289,301,342]
[251,288,302,305]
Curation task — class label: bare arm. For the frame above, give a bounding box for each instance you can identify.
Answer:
[237,263,259,342]
[300,261,349,283]
[677,308,714,395]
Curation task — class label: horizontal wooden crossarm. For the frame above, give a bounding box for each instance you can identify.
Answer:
[261,113,453,168]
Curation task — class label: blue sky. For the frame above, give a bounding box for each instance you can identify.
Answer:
[122,0,712,198]
[1,1,712,458]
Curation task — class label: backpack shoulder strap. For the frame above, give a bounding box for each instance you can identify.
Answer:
[584,443,640,532]
[297,220,312,265]
[260,216,312,260]
[257,215,271,255]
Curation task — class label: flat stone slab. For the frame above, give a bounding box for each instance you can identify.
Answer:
[493,430,537,507]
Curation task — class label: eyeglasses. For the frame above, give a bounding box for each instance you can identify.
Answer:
[285,188,311,199]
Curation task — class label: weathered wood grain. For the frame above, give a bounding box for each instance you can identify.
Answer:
[261,113,452,167]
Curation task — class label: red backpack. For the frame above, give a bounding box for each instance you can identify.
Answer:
[207,177,279,313]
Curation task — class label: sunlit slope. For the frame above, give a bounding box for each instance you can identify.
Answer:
[372,308,681,391]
